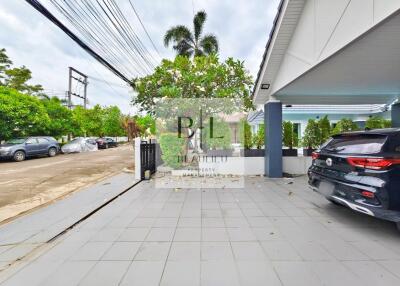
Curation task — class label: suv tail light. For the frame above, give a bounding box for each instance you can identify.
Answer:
[347,157,400,170]
[311,152,319,160]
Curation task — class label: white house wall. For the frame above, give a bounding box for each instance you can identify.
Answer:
[270,0,400,95]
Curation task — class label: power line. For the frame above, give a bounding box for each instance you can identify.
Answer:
[25,0,132,84]
[128,0,161,59]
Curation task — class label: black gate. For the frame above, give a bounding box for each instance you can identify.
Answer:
[140,141,156,179]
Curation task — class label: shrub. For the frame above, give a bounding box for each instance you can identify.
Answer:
[159,133,186,168]
[318,115,331,144]
[366,116,391,130]
[239,119,253,149]
[282,121,296,149]
[302,119,321,149]
[202,118,232,150]
[332,118,359,135]
[253,124,265,149]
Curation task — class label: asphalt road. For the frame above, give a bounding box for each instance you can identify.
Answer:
[0,144,134,209]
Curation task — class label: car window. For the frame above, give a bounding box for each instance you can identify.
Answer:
[26,138,38,144]
[5,138,26,144]
[322,134,387,154]
[37,138,49,144]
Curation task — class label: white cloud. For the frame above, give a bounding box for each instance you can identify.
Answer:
[0,0,280,113]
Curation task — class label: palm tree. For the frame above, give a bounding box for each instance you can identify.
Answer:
[164,11,218,57]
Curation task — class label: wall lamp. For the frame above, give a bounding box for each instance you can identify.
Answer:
[261,83,270,90]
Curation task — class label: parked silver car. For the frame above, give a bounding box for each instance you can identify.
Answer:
[61,138,98,154]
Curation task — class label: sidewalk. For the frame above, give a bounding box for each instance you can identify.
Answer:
[1,176,400,286]
[0,172,138,272]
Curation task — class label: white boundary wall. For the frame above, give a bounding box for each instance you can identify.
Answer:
[195,156,312,176]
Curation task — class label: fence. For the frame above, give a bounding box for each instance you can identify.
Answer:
[135,138,161,180]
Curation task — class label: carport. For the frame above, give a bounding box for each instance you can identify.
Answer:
[253,0,400,178]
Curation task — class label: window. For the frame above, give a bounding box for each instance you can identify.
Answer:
[37,138,49,144]
[26,138,38,144]
[323,134,387,154]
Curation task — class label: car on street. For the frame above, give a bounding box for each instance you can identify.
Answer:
[61,137,98,154]
[0,137,60,162]
[308,128,400,229]
[96,137,118,149]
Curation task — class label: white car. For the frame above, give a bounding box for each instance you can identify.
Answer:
[61,138,98,154]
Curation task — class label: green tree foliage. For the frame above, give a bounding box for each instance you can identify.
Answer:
[164,11,218,57]
[282,121,296,149]
[134,114,156,136]
[41,97,75,139]
[332,118,359,135]
[103,106,125,137]
[72,105,104,137]
[159,133,186,168]
[253,124,265,149]
[318,115,331,144]
[0,48,12,82]
[302,119,321,149]
[0,87,49,141]
[202,119,232,150]
[133,55,254,112]
[239,119,253,149]
[0,48,43,94]
[366,116,391,130]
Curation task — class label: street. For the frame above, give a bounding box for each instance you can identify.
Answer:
[0,144,134,222]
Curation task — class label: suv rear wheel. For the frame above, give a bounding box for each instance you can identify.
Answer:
[13,151,26,162]
[48,147,57,157]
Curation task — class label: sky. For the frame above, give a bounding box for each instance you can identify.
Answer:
[0,0,280,114]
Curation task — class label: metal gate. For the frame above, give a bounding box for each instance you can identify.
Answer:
[140,141,156,179]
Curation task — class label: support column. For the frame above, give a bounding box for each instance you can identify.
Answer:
[392,103,400,128]
[264,101,282,178]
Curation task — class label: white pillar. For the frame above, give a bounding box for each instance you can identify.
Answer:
[135,137,141,180]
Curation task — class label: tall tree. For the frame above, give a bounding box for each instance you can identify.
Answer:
[0,87,49,141]
[103,106,125,137]
[0,48,43,94]
[0,48,12,83]
[164,11,218,57]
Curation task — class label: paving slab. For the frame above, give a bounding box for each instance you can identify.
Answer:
[0,172,137,270]
[0,176,400,286]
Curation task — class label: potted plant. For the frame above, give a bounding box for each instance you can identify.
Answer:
[247,123,265,157]
[282,121,298,156]
[302,119,321,156]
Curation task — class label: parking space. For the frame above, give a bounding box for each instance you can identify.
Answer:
[1,176,399,285]
[0,144,134,223]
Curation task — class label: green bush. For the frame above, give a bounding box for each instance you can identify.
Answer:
[366,116,391,130]
[318,115,331,144]
[332,118,359,135]
[282,121,296,149]
[159,133,186,168]
[302,119,321,149]
[239,119,253,149]
[202,118,232,150]
[253,124,265,149]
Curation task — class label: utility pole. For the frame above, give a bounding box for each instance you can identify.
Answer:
[67,67,88,110]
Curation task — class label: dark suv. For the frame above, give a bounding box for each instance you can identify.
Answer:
[0,137,60,162]
[308,129,400,229]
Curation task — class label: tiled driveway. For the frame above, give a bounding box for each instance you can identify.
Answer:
[1,176,400,286]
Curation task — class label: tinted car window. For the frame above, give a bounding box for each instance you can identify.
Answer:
[322,134,387,154]
[5,138,26,144]
[37,138,49,144]
[26,138,38,144]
